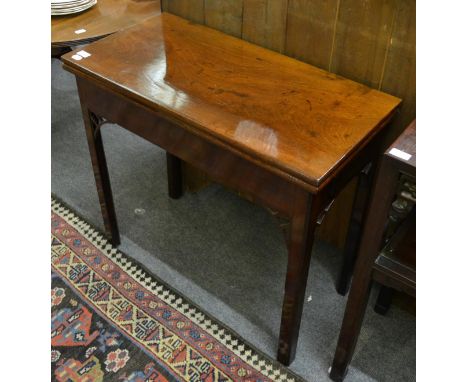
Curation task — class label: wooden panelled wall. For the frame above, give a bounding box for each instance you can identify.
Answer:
[161,0,416,249]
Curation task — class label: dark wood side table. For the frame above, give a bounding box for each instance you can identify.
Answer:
[51,0,161,57]
[61,13,401,365]
[330,120,416,381]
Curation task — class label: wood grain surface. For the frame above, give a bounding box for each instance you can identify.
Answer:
[330,0,396,88]
[160,0,415,249]
[52,0,161,47]
[380,0,416,146]
[284,0,340,69]
[62,13,400,190]
[161,0,204,23]
[242,0,288,52]
[205,0,244,37]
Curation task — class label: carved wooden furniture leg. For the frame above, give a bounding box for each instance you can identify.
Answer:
[336,164,374,295]
[277,191,321,365]
[330,158,399,381]
[80,106,121,246]
[166,152,184,199]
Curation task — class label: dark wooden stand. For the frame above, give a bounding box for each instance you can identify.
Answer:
[330,120,416,381]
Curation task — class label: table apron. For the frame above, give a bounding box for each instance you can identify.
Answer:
[76,77,307,218]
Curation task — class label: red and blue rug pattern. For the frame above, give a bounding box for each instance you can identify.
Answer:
[51,198,304,382]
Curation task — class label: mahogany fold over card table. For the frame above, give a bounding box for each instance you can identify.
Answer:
[62,13,401,365]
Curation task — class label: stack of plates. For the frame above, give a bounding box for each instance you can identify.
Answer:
[51,0,97,16]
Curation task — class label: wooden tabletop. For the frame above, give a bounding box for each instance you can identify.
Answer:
[52,0,161,47]
[62,13,401,188]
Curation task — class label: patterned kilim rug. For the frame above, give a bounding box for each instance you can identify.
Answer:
[51,198,305,382]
